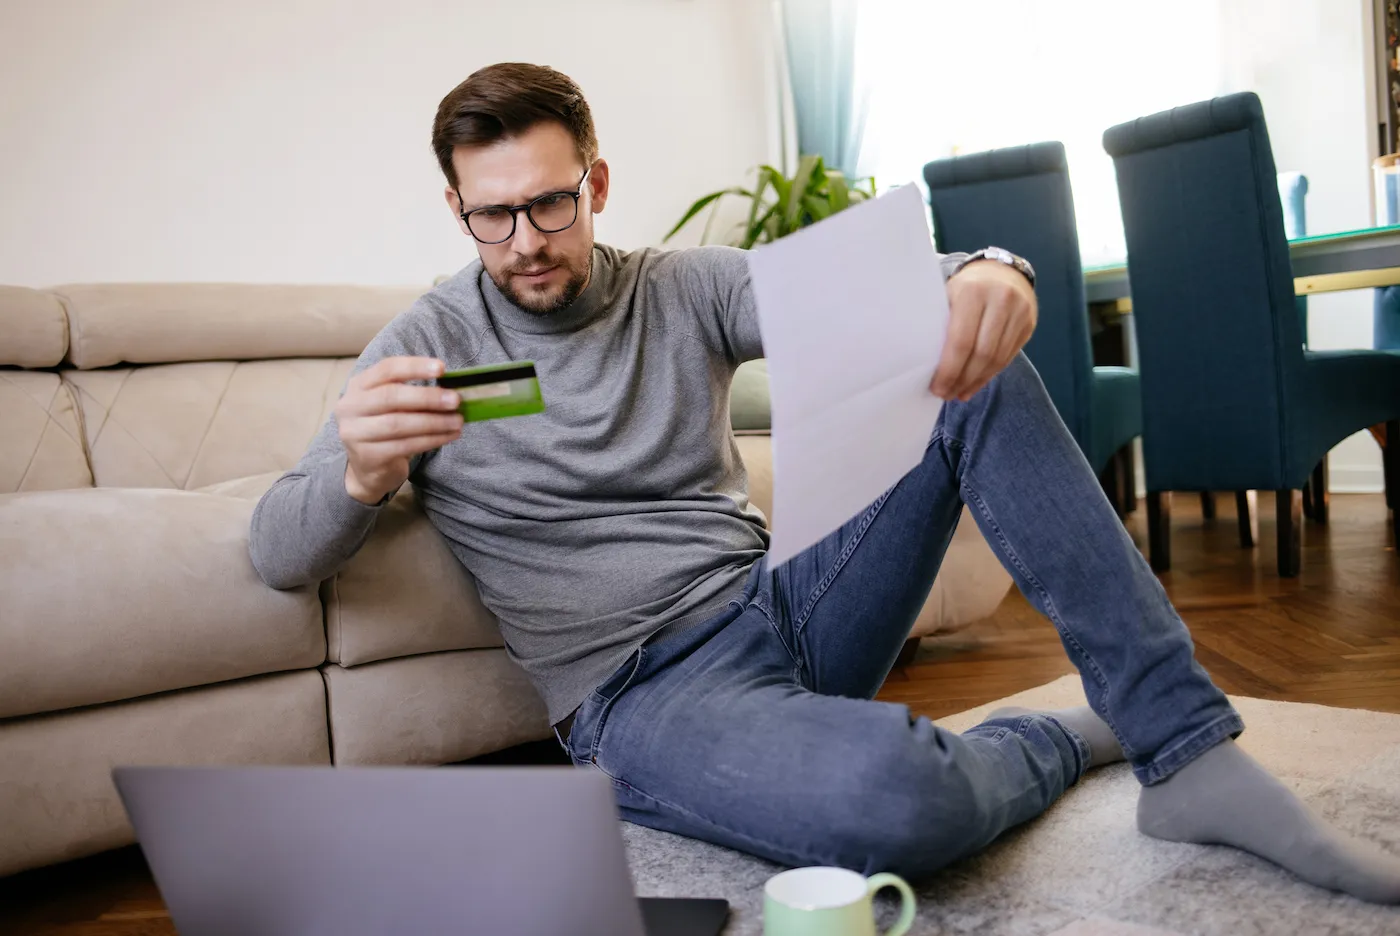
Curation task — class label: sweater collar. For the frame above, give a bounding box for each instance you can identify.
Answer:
[479,246,614,335]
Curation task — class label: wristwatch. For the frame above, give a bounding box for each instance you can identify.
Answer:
[954,246,1036,288]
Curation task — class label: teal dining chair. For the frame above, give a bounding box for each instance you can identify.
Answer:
[1104,92,1400,576]
[923,142,1142,509]
[1200,172,1317,527]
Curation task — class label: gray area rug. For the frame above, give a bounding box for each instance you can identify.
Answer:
[621,676,1400,935]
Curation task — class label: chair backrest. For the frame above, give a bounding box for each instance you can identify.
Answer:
[1104,92,1304,492]
[924,142,1094,453]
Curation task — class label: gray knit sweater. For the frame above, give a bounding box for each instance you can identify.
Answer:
[250,242,965,723]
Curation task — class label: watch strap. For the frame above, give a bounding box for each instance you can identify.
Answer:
[954,247,1036,288]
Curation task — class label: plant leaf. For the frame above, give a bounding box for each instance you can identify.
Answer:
[803,194,833,221]
[744,168,774,238]
[739,203,779,249]
[762,209,781,243]
[826,171,850,212]
[761,164,791,212]
[784,154,821,229]
[663,188,751,242]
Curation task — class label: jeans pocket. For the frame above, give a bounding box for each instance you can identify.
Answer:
[576,647,649,763]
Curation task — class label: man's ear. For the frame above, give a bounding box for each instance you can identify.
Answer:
[445,186,471,237]
[588,159,610,214]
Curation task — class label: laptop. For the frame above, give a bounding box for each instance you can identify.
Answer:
[113,765,729,936]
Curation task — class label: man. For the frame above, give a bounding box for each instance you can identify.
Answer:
[250,62,1400,902]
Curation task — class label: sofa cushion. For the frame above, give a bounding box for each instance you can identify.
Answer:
[734,434,773,521]
[0,488,325,719]
[0,671,329,877]
[197,470,286,500]
[325,485,505,665]
[65,357,356,489]
[54,283,421,370]
[0,286,68,368]
[322,650,549,765]
[730,359,771,432]
[0,370,92,492]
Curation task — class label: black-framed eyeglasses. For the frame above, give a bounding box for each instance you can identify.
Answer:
[456,166,593,245]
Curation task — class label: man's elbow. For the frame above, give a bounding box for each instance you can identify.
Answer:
[253,542,319,587]
[247,504,316,590]
[248,538,315,591]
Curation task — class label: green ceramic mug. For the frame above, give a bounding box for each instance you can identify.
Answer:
[763,866,916,936]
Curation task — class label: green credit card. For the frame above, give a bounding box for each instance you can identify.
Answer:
[436,361,545,423]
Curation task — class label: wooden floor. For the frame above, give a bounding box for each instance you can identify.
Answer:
[3,493,1399,934]
[884,491,1400,718]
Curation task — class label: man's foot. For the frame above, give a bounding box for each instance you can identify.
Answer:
[988,705,1126,768]
[1138,738,1400,904]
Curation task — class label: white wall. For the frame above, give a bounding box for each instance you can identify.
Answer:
[0,0,777,288]
[1219,0,1385,490]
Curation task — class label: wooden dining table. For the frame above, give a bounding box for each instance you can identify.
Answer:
[1083,223,1400,312]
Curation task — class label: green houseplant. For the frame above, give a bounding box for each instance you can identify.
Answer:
[664,154,876,248]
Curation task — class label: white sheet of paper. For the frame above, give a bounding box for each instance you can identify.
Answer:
[747,183,950,567]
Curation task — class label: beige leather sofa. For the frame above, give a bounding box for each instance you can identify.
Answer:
[0,282,1013,877]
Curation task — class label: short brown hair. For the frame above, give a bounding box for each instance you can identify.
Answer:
[432,63,598,189]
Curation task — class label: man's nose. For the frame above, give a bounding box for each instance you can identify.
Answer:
[509,213,547,255]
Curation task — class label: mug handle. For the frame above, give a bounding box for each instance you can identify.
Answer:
[866,872,916,936]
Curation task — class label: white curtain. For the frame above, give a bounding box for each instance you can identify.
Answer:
[779,0,868,177]
[853,0,1223,265]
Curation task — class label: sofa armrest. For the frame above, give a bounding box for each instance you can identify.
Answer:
[0,488,324,720]
[324,485,504,667]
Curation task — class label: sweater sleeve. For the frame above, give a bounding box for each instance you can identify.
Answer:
[247,303,445,589]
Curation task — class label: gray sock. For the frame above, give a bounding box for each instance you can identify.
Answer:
[1138,738,1400,904]
[988,705,1126,769]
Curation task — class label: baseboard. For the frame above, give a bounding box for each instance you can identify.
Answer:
[1329,465,1385,494]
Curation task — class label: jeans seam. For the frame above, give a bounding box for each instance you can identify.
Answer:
[955,456,1127,757]
[739,598,800,668]
[792,488,894,634]
[587,648,648,763]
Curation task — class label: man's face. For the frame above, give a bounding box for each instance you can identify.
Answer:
[447,122,609,316]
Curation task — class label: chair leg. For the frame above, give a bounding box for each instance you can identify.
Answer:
[1301,476,1314,520]
[1200,491,1217,521]
[1099,453,1124,518]
[1122,448,1138,513]
[1277,489,1301,577]
[1236,490,1258,548]
[1309,456,1329,525]
[1384,420,1400,512]
[1147,491,1171,572]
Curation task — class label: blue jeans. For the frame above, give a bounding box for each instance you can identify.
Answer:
[558,353,1243,878]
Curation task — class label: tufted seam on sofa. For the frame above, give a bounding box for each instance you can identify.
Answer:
[182,363,239,489]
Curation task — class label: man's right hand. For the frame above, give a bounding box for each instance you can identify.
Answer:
[336,356,464,505]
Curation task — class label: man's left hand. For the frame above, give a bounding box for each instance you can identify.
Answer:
[930,260,1038,402]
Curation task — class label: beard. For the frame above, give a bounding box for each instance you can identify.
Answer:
[491,249,592,317]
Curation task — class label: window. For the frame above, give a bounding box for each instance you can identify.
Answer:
[854,1,1222,265]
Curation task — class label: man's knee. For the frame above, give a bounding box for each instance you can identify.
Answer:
[938,349,1064,450]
